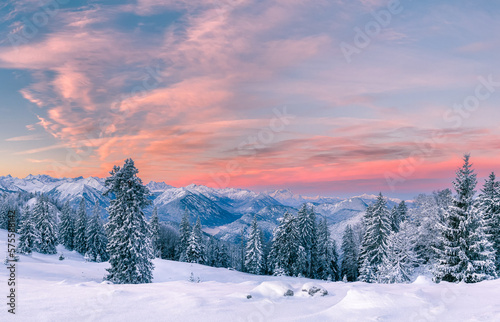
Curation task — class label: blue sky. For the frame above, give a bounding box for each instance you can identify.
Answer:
[0,0,499,198]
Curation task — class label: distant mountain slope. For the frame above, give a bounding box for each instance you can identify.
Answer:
[0,175,409,243]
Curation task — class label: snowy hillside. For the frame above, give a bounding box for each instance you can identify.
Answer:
[1,229,499,321]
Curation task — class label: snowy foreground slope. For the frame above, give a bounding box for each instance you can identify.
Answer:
[1,231,500,321]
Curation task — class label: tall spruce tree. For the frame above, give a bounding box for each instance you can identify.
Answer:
[104,159,154,284]
[74,198,88,254]
[316,218,339,280]
[296,204,318,277]
[17,206,38,255]
[413,191,450,264]
[245,217,264,275]
[178,210,191,262]
[378,221,419,283]
[149,207,161,258]
[86,201,109,262]
[390,201,408,233]
[434,154,497,283]
[269,212,303,276]
[477,172,500,271]
[341,225,359,282]
[358,193,391,282]
[185,217,205,264]
[59,201,75,250]
[33,196,57,254]
[315,217,330,279]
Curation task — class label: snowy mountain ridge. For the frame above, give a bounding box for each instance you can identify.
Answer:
[0,174,404,243]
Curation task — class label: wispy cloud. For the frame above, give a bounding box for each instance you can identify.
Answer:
[5,134,42,142]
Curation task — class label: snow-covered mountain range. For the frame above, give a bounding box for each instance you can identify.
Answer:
[0,174,404,242]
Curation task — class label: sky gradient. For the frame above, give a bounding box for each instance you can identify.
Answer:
[1,0,500,198]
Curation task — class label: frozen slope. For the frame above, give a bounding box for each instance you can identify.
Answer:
[1,229,500,322]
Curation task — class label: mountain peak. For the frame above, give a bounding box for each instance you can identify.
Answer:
[147,181,174,192]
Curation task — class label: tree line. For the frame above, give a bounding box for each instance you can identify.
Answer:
[5,154,500,284]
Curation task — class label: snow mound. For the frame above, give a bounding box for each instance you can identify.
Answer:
[250,281,295,299]
[334,289,395,310]
[413,275,432,285]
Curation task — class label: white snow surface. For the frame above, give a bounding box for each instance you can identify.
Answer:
[1,229,500,321]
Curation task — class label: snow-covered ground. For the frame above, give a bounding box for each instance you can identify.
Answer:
[1,229,500,322]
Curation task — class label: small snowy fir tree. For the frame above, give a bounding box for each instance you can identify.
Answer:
[358,193,391,283]
[340,225,359,282]
[239,227,247,272]
[245,217,264,275]
[59,201,75,251]
[398,201,408,222]
[104,159,154,284]
[389,206,400,233]
[216,243,231,268]
[74,198,88,254]
[477,172,500,271]
[86,201,109,262]
[434,154,497,283]
[33,196,57,254]
[185,217,205,264]
[390,201,408,233]
[378,221,419,283]
[327,239,340,281]
[178,210,192,262]
[17,206,38,255]
[149,207,161,258]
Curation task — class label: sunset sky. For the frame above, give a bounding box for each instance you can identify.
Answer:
[1,0,500,198]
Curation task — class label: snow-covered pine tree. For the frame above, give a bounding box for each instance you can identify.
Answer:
[239,227,247,272]
[185,217,205,264]
[74,198,88,254]
[178,210,191,262]
[358,193,391,282]
[205,236,217,267]
[389,206,399,233]
[398,201,408,223]
[315,218,339,280]
[269,212,303,276]
[149,206,161,258]
[389,201,408,233]
[217,243,231,268]
[33,196,57,254]
[434,154,497,283]
[328,239,340,281]
[296,204,318,277]
[412,191,450,264]
[104,159,154,284]
[340,225,359,282]
[378,221,419,283]
[85,201,109,262]
[59,201,75,250]
[245,217,264,275]
[477,172,500,271]
[315,217,329,279]
[17,206,38,255]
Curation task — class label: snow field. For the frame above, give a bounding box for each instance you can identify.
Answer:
[1,229,500,321]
